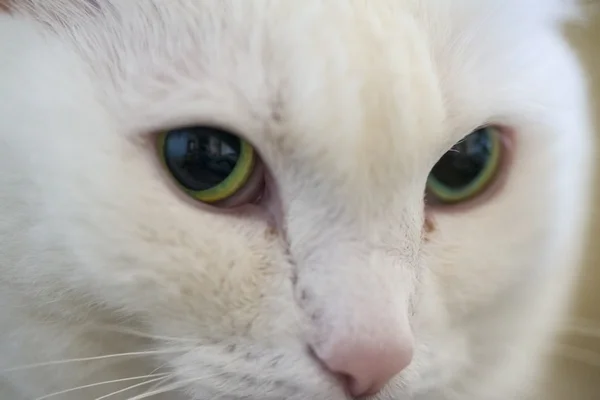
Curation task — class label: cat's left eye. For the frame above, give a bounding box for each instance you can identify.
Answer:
[158,127,265,207]
[426,126,503,205]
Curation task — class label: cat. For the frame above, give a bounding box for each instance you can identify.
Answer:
[0,1,594,399]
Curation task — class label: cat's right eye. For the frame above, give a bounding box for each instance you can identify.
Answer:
[158,126,265,208]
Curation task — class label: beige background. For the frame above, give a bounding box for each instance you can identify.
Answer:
[542,10,600,400]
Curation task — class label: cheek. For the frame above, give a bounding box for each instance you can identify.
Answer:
[421,130,584,316]
[32,143,298,337]
[426,208,560,314]
[78,203,296,333]
[423,201,573,319]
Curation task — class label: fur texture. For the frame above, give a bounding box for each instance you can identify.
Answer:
[0,1,594,399]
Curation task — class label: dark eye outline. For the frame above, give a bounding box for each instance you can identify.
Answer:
[157,127,265,208]
[426,126,506,206]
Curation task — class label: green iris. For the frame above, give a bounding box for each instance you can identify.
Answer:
[427,127,502,204]
[158,127,256,203]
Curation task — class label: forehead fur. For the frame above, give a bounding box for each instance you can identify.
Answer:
[3,0,587,189]
[3,0,584,185]
[1,0,100,14]
[5,0,582,25]
[7,1,582,66]
[7,1,583,79]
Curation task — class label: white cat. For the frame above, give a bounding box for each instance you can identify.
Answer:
[0,1,594,399]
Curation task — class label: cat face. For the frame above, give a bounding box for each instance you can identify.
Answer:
[0,1,593,399]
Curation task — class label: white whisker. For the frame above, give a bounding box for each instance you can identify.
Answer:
[126,380,187,400]
[94,375,173,400]
[145,375,176,393]
[2,348,193,374]
[127,374,222,400]
[34,373,170,400]
[94,325,200,344]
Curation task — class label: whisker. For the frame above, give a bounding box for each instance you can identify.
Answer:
[129,348,194,394]
[34,373,170,400]
[145,347,192,377]
[93,325,200,344]
[126,379,188,400]
[128,374,224,400]
[94,375,172,400]
[145,375,176,393]
[140,354,187,392]
[129,350,197,396]
[2,348,194,374]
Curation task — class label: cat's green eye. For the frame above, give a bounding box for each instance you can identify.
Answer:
[426,126,502,204]
[158,127,262,205]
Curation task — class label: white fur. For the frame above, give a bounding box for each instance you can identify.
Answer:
[0,1,593,399]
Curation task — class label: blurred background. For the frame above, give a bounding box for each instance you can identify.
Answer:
[542,8,600,399]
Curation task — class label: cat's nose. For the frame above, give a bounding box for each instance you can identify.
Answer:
[312,331,413,397]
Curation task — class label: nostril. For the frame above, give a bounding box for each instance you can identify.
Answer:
[342,373,379,398]
[309,347,359,396]
[340,371,385,398]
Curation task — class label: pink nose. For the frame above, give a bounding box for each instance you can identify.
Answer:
[312,333,413,397]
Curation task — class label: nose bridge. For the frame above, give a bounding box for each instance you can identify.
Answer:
[299,234,419,326]
[289,208,421,395]
[288,198,422,314]
[302,240,418,396]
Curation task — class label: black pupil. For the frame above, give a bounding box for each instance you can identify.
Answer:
[430,129,493,190]
[162,127,242,191]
